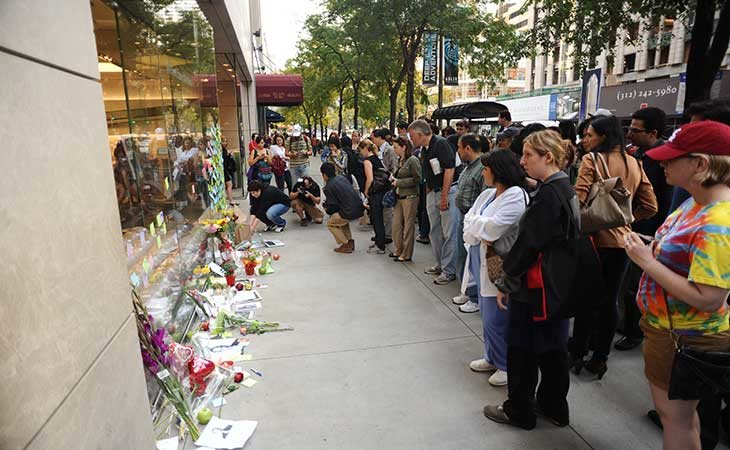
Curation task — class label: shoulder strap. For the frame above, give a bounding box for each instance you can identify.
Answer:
[592,152,610,180]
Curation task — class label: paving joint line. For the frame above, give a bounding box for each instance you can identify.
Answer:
[250,334,478,362]
[400,261,483,341]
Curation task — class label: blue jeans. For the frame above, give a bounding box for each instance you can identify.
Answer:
[426,185,460,277]
[290,164,309,180]
[469,244,508,370]
[456,213,478,302]
[265,203,289,227]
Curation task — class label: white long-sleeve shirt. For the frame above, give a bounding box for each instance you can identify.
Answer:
[461,186,528,297]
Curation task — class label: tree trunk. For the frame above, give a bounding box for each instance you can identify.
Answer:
[352,80,360,131]
[406,58,416,123]
[320,117,325,141]
[338,87,344,135]
[388,87,399,131]
[403,26,425,123]
[684,0,730,113]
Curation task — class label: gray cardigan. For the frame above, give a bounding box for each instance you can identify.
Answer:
[394,155,422,197]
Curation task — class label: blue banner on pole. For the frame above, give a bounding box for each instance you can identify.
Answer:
[422,32,438,85]
[444,36,459,86]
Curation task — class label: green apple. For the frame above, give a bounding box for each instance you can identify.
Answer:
[197,407,213,425]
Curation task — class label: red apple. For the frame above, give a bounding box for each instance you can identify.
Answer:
[234,372,244,383]
[235,282,244,291]
[272,253,280,261]
[239,327,247,335]
[200,321,209,331]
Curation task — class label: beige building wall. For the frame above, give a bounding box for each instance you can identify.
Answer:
[0,1,155,449]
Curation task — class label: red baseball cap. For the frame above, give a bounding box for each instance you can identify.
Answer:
[646,120,730,161]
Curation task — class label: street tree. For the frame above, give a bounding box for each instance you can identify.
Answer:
[524,0,730,112]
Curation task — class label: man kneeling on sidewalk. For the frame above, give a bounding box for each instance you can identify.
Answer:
[248,180,291,233]
[321,162,364,253]
[290,176,324,226]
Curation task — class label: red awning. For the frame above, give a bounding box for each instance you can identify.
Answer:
[255,74,303,106]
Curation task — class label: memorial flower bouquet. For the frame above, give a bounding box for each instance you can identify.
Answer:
[240,249,261,276]
[132,290,200,440]
[221,259,238,286]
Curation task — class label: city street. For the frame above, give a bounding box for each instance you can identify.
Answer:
[207,162,679,450]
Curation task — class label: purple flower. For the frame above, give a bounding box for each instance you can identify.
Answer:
[141,348,158,373]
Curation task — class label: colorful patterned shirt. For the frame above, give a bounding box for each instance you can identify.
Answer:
[637,199,730,335]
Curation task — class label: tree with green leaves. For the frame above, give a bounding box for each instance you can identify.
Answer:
[525,0,730,112]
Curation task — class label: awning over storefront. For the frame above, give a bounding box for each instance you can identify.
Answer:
[266,108,285,123]
[431,101,508,120]
[255,74,303,106]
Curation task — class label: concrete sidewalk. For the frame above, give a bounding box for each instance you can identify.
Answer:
[208,162,718,450]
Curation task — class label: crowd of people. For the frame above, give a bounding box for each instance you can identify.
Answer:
[242,99,730,450]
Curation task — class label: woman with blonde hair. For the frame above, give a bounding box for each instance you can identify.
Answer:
[625,121,730,450]
[359,138,387,254]
[484,130,603,430]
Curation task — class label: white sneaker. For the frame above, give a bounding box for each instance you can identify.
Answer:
[452,294,470,305]
[469,358,497,372]
[488,369,508,387]
[459,301,480,313]
[273,225,285,233]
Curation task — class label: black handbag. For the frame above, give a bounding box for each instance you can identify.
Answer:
[665,298,730,400]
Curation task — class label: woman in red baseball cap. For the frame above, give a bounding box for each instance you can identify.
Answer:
[624,120,730,450]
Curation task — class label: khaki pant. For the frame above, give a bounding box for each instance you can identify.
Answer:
[291,198,324,222]
[392,197,418,259]
[327,213,352,245]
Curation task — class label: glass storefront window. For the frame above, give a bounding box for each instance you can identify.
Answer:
[92,0,230,340]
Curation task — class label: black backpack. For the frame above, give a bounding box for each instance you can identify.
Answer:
[370,167,391,194]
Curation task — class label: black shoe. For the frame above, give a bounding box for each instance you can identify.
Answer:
[388,252,400,258]
[535,405,569,427]
[583,357,608,380]
[569,354,585,375]
[385,238,393,244]
[647,410,663,429]
[416,236,430,244]
[614,336,643,351]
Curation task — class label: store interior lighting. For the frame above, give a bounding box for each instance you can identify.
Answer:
[98,61,123,73]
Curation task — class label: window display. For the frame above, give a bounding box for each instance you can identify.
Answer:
[91,0,234,428]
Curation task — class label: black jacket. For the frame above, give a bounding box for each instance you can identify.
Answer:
[323,175,364,220]
[343,146,364,186]
[502,171,604,320]
[250,185,291,219]
[632,140,672,236]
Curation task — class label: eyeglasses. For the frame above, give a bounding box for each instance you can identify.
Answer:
[627,127,648,134]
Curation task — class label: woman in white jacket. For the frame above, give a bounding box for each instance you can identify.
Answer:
[463,149,529,386]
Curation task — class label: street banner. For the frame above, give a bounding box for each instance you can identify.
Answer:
[422,32,438,85]
[444,36,459,86]
[579,68,602,121]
